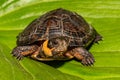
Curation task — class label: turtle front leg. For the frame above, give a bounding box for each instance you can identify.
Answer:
[12,45,39,60]
[65,47,95,66]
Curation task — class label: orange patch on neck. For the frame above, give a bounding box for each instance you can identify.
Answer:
[42,40,54,57]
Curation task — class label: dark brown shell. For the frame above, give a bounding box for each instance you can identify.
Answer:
[17,8,101,47]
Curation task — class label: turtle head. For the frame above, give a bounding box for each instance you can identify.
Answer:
[42,37,69,56]
[48,37,69,54]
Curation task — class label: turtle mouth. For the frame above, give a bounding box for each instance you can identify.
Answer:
[52,50,65,56]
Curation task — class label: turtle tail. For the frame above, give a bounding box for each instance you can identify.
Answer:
[93,30,102,43]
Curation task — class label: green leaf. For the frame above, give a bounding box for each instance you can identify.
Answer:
[0,0,120,80]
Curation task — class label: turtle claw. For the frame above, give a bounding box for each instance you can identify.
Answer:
[16,53,24,60]
[73,47,95,66]
[12,47,24,60]
[12,45,39,60]
[81,55,95,66]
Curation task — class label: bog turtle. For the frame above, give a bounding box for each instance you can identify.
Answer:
[12,8,102,66]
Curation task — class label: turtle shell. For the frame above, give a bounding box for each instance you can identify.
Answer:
[17,8,98,47]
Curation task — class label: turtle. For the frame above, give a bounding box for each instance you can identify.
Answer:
[12,8,102,66]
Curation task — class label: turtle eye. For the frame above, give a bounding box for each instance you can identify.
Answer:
[48,40,58,48]
[52,40,58,45]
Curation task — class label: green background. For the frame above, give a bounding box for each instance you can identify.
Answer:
[0,0,120,80]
